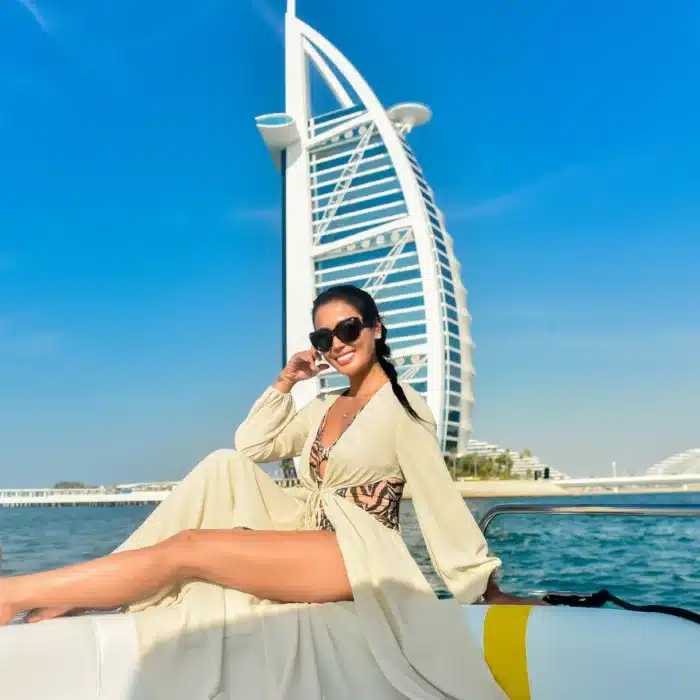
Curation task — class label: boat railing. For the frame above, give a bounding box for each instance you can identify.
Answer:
[478,503,700,535]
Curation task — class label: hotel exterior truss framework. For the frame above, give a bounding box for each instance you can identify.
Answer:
[256,1,473,454]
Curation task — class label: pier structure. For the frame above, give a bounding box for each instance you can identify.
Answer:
[555,473,700,491]
[0,477,301,508]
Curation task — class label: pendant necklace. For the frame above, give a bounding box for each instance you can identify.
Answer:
[341,384,381,419]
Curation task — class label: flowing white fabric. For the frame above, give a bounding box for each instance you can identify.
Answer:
[116,383,506,700]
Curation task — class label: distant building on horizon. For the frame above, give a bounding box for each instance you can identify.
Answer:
[645,448,700,477]
[465,439,568,480]
[256,0,474,453]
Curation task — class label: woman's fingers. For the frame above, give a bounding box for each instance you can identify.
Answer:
[300,350,317,375]
[311,349,330,372]
[284,348,330,382]
[304,348,325,375]
[288,351,312,379]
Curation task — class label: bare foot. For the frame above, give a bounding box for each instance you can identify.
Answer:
[24,606,77,624]
[0,581,22,625]
[487,591,550,606]
[0,603,20,626]
[481,577,549,606]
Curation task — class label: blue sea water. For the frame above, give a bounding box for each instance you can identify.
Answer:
[1,491,699,612]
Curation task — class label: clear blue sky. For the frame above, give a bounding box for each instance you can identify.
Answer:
[1,0,698,486]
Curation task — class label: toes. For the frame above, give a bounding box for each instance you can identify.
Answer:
[24,609,45,623]
[25,608,61,623]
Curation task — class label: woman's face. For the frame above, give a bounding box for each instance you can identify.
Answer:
[313,300,379,377]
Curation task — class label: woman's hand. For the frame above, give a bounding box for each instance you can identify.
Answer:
[273,349,330,393]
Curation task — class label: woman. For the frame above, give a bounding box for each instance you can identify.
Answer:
[0,285,533,699]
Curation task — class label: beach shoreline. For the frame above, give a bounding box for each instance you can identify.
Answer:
[283,480,567,500]
[283,481,700,500]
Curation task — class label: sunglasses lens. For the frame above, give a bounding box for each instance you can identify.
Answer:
[309,330,333,353]
[310,318,365,353]
[335,318,363,344]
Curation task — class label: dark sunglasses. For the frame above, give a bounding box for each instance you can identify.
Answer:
[309,317,373,353]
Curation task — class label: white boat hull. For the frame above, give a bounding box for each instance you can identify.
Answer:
[0,605,697,699]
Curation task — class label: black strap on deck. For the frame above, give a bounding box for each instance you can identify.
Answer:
[542,589,700,626]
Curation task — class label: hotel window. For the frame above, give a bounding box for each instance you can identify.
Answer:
[374,281,424,299]
[320,258,421,288]
[330,192,405,219]
[408,380,428,393]
[319,216,405,245]
[314,144,388,172]
[314,155,392,184]
[323,204,407,233]
[313,167,398,197]
[391,323,427,339]
[311,104,365,126]
[390,337,426,351]
[383,309,426,325]
[431,225,445,242]
[379,295,423,311]
[316,242,417,270]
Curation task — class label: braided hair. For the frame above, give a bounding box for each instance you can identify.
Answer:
[311,284,423,423]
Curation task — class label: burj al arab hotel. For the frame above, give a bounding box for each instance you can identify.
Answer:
[256,1,474,455]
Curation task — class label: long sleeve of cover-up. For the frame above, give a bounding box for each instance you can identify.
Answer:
[396,392,501,604]
[234,386,314,462]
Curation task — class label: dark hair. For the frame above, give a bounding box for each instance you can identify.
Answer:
[312,284,423,423]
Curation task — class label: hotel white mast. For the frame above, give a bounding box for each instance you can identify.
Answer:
[256,1,474,453]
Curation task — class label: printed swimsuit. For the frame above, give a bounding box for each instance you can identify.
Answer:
[308,408,404,532]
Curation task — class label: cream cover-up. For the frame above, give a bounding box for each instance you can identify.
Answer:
[116,382,507,700]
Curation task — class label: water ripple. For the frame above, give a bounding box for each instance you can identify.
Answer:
[1,493,699,612]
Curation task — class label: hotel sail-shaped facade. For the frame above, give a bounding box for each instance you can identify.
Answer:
[256,1,474,454]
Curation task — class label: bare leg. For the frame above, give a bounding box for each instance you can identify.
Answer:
[23,526,258,624]
[15,450,302,624]
[0,529,352,625]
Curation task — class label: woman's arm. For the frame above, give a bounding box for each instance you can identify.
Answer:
[396,390,501,604]
[234,385,312,463]
[234,350,327,463]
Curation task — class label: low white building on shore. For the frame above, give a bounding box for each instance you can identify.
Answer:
[464,439,568,480]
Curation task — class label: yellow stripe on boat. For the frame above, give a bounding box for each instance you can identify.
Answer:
[483,605,532,700]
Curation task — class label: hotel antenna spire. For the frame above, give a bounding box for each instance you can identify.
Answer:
[287,0,296,17]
